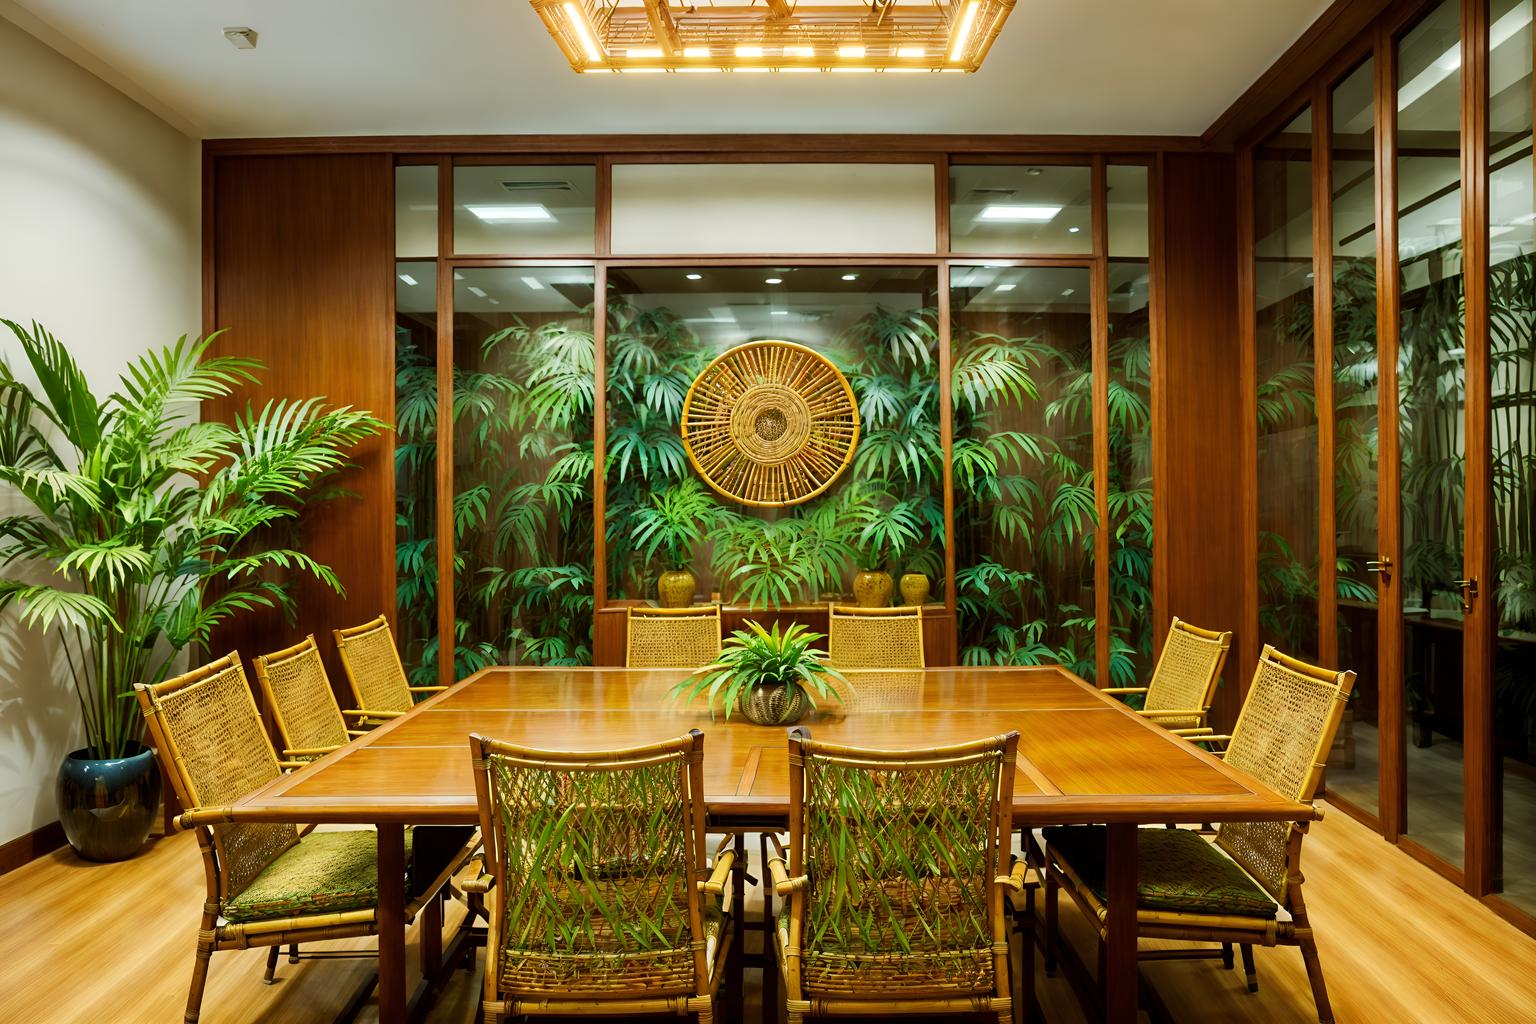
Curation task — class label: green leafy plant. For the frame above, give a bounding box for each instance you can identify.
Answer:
[630,477,731,571]
[669,620,845,721]
[0,320,384,758]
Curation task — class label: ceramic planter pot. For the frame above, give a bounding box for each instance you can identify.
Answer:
[852,570,893,608]
[899,572,931,606]
[56,743,161,862]
[657,569,696,608]
[740,682,808,726]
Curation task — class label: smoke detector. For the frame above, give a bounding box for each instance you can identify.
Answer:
[223,27,258,50]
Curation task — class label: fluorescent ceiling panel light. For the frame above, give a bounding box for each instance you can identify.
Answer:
[949,0,980,63]
[1061,288,1075,296]
[735,45,764,57]
[770,310,789,316]
[467,286,488,297]
[563,2,605,63]
[841,273,858,281]
[489,298,501,305]
[994,283,1016,292]
[784,45,814,57]
[978,204,1062,222]
[453,271,464,280]
[626,47,664,58]
[765,277,783,284]
[683,46,710,58]
[686,273,703,280]
[520,276,545,290]
[397,273,418,286]
[466,203,554,222]
[897,46,925,58]
[837,44,866,58]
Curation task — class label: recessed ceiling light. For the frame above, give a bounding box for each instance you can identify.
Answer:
[979,205,1062,222]
[397,273,418,286]
[467,286,488,298]
[837,45,866,58]
[1060,288,1075,297]
[995,283,1016,292]
[1068,226,1081,233]
[765,277,783,284]
[841,274,858,281]
[686,273,703,280]
[465,203,554,222]
[222,27,257,50]
[1025,167,1044,176]
[488,298,500,305]
[520,276,545,290]
[770,310,789,316]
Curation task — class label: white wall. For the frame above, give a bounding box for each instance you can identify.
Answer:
[0,13,200,846]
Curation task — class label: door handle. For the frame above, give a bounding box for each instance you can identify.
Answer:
[1452,577,1478,613]
[1365,557,1393,573]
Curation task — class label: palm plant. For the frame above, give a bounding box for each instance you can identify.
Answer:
[669,620,844,722]
[630,477,733,571]
[0,320,384,758]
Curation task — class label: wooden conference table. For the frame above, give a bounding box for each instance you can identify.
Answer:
[230,665,1314,1024]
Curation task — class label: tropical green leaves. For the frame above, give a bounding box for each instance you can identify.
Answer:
[669,620,845,720]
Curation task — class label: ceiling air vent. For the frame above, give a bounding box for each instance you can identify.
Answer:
[962,187,1018,203]
[500,179,577,193]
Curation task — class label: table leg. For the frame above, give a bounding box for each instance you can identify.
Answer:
[421,891,443,981]
[760,832,777,1024]
[377,823,407,1024]
[1102,823,1139,1024]
[730,832,747,1023]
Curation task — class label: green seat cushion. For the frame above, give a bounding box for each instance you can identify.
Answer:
[223,828,411,923]
[1042,825,1277,919]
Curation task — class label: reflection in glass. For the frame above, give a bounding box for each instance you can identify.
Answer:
[396,165,437,258]
[452,268,596,669]
[951,266,1098,679]
[1106,165,1150,259]
[604,268,942,609]
[394,260,438,683]
[1255,108,1320,660]
[1328,59,1383,816]
[949,164,1093,254]
[453,165,597,255]
[1397,0,1466,867]
[1489,0,1536,914]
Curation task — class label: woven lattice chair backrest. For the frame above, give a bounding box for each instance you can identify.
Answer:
[138,654,299,899]
[625,605,722,668]
[334,615,413,713]
[789,730,1018,995]
[470,730,709,999]
[836,669,926,712]
[826,605,924,669]
[1143,617,1231,725]
[254,636,349,754]
[1215,646,1354,903]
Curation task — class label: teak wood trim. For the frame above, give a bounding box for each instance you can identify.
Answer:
[1236,144,1260,699]
[1149,153,1170,658]
[1090,156,1112,685]
[434,158,455,687]
[593,262,610,610]
[937,262,957,616]
[1313,77,1340,675]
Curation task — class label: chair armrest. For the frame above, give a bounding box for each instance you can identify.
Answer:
[994,855,1031,893]
[346,729,368,738]
[460,855,495,894]
[1100,687,1149,696]
[283,745,342,758]
[765,832,807,897]
[1171,727,1215,736]
[276,760,307,770]
[700,848,737,898]
[408,686,449,694]
[1137,708,1208,719]
[342,708,404,720]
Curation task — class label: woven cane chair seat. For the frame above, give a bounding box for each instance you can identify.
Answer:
[1040,826,1277,920]
[625,605,722,669]
[254,636,350,760]
[223,829,413,923]
[826,605,924,669]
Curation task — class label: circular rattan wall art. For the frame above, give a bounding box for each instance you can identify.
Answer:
[680,340,860,507]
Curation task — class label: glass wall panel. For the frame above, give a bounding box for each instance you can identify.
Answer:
[952,266,1097,678]
[1328,59,1382,815]
[949,165,1092,255]
[1255,108,1320,659]
[605,267,942,608]
[610,165,936,255]
[1489,0,1536,913]
[453,165,597,255]
[1397,0,1466,865]
[396,165,437,257]
[395,261,438,684]
[452,267,596,670]
[1107,165,1154,684]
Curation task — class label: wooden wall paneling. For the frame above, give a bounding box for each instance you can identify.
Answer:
[592,262,610,620]
[1149,154,1171,659]
[1237,147,1261,713]
[1313,80,1340,673]
[595,156,613,258]
[937,262,957,622]
[1158,153,1245,730]
[1090,157,1112,686]
[435,159,455,686]
[1375,20,1408,842]
[206,153,395,701]
[1460,0,1496,897]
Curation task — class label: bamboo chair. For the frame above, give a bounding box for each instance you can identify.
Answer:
[333,614,447,722]
[1039,645,1356,1023]
[825,603,925,669]
[252,635,367,762]
[1100,616,1231,735]
[625,604,723,668]
[135,653,471,1023]
[766,728,1028,1024]
[464,729,738,1023]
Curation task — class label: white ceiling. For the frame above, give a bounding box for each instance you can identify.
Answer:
[4,0,1333,139]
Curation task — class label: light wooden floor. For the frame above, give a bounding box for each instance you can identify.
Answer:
[2,804,1535,1023]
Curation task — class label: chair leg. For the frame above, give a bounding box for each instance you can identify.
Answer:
[1299,936,1334,1023]
[1043,871,1059,977]
[1221,941,1234,970]
[185,933,214,1023]
[696,997,715,1024]
[1240,943,1258,993]
[288,941,299,964]
[263,945,281,984]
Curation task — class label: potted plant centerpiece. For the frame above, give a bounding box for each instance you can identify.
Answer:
[670,620,844,725]
[0,322,383,861]
[630,478,730,607]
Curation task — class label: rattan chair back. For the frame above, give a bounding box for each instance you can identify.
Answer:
[1215,646,1356,902]
[784,729,1019,999]
[1143,617,1232,728]
[826,604,925,669]
[625,604,722,668]
[334,615,414,713]
[469,730,713,1002]
[253,635,349,756]
[835,669,926,712]
[135,653,299,900]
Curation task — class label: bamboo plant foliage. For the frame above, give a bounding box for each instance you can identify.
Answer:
[1107,270,1155,683]
[394,317,439,685]
[603,280,944,610]
[0,320,384,758]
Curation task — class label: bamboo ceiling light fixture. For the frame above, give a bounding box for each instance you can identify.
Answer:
[529,0,1015,73]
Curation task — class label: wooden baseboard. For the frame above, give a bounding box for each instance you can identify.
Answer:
[0,821,65,876]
